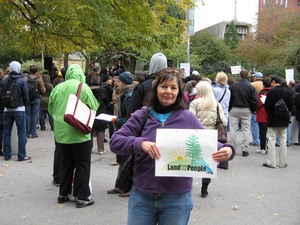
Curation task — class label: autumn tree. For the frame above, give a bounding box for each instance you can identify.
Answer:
[236,5,300,77]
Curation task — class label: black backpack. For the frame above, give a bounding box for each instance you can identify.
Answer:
[27,75,39,100]
[2,77,20,108]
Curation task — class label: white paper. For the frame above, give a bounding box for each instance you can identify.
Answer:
[95,113,117,122]
[260,95,266,104]
[155,129,217,178]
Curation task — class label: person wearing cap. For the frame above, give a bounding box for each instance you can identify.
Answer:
[249,72,264,147]
[126,52,168,119]
[1,61,30,161]
[107,71,134,197]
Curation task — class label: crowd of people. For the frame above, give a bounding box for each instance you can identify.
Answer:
[0,53,299,224]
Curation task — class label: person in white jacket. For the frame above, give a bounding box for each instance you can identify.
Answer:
[189,80,227,198]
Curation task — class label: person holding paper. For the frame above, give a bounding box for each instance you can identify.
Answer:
[256,77,272,154]
[110,68,235,225]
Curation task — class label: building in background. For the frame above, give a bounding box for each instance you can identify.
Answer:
[195,21,251,40]
[259,0,300,13]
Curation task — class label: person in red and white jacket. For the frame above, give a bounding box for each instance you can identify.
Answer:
[256,77,272,154]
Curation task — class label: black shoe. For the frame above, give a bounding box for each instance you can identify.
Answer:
[201,187,208,198]
[26,133,31,138]
[262,163,276,168]
[218,161,228,170]
[4,157,11,161]
[242,151,249,157]
[0,151,3,156]
[104,138,108,143]
[31,134,38,138]
[76,199,94,208]
[57,196,68,203]
[275,143,280,147]
[294,143,300,146]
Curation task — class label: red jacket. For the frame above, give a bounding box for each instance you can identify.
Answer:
[256,87,272,123]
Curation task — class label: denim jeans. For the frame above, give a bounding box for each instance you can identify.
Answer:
[127,187,193,225]
[3,111,27,160]
[39,110,54,130]
[251,113,260,144]
[26,98,40,135]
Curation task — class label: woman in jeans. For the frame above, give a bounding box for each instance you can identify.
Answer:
[110,68,235,225]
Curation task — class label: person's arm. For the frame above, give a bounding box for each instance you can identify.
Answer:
[38,78,46,94]
[110,107,148,155]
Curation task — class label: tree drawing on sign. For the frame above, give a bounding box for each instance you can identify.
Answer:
[185,133,203,165]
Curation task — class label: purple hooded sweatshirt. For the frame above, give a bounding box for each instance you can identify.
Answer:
[110,106,235,194]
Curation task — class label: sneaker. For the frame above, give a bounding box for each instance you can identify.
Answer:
[260,150,266,155]
[26,133,31,138]
[76,199,94,208]
[57,196,68,203]
[242,151,249,157]
[256,149,262,154]
[18,156,31,161]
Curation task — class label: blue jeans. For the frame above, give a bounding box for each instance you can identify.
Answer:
[3,111,27,160]
[251,113,260,144]
[39,110,54,130]
[26,98,40,135]
[127,187,193,225]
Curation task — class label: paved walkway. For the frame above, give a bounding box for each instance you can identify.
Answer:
[0,129,299,225]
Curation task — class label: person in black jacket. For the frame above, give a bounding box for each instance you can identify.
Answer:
[263,75,293,168]
[90,75,109,155]
[126,52,168,119]
[293,84,300,145]
[229,70,258,157]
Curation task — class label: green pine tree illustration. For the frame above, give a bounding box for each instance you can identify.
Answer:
[185,133,203,165]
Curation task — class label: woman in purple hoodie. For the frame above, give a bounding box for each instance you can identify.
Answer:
[110,68,235,225]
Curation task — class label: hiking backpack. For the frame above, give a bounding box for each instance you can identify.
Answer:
[27,75,39,100]
[1,77,20,108]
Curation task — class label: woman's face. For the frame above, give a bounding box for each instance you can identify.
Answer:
[157,78,179,107]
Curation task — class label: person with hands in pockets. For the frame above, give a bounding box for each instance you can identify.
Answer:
[110,68,235,225]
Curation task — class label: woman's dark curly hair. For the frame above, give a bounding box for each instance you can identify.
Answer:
[145,68,186,110]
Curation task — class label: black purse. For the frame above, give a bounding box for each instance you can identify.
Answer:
[117,109,150,193]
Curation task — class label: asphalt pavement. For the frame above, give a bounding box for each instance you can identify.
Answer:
[0,127,299,225]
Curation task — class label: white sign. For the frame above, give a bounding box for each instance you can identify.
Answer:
[180,63,190,77]
[231,66,241,75]
[285,69,294,84]
[155,129,217,178]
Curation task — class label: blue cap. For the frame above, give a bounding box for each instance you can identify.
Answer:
[252,72,263,78]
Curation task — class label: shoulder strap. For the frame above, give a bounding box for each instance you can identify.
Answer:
[76,82,83,98]
[218,88,227,103]
[138,109,150,136]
